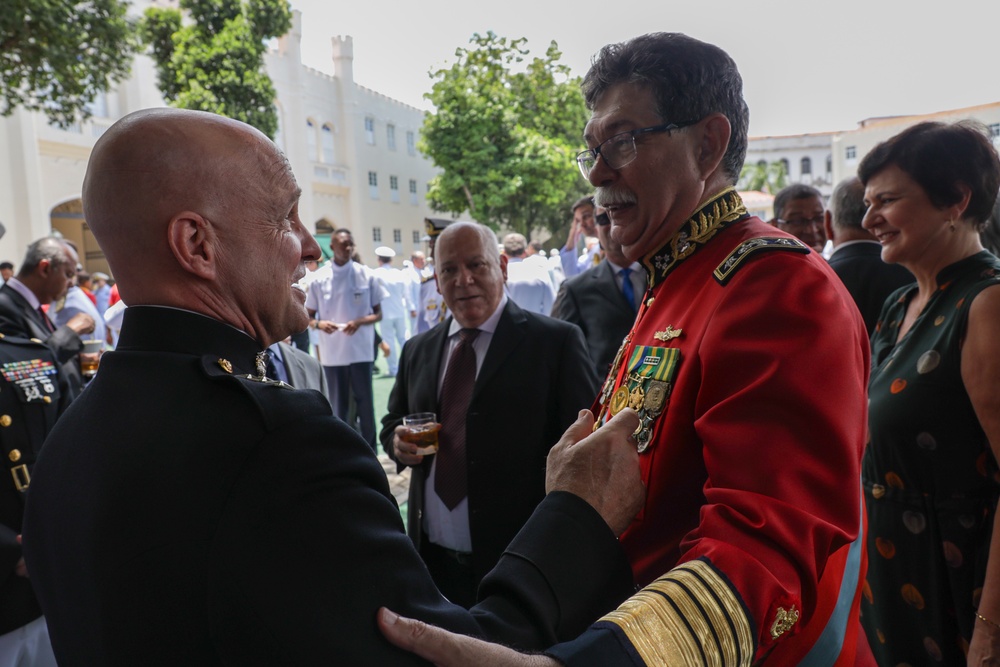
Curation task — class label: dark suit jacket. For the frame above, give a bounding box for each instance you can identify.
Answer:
[276,341,329,401]
[380,299,597,585]
[828,241,914,336]
[23,306,630,666]
[551,260,637,385]
[0,284,85,395]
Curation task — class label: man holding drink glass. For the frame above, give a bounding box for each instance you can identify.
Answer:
[381,222,597,607]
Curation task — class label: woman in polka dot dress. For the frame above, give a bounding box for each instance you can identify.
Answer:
[858,121,1000,666]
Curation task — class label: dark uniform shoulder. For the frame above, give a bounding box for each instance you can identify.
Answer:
[199,354,331,433]
[713,236,811,286]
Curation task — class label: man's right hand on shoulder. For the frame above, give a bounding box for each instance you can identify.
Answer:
[392,426,425,467]
[545,408,644,536]
[66,312,95,335]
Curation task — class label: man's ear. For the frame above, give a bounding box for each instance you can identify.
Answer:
[823,211,835,243]
[499,254,508,283]
[167,212,216,280]
[696,113,731,180]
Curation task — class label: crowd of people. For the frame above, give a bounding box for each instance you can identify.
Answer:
[0,29,997,667]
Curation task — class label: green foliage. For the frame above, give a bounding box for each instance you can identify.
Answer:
[739,160,789,194]
[140,0,291,139]
[421,32,590,236]
[0,0,137,127]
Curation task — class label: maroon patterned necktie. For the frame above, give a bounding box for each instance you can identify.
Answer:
[434,328,480,510]
[38,306,54,333]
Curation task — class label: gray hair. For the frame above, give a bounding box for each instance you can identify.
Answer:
[829,177,867,231]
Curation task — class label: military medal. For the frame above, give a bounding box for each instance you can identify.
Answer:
[628,385,645,410]
[643,380,670,416]
[609,386,629,416]
[217,359,233,373]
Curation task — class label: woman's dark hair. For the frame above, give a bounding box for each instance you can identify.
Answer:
[857,121,1000,227]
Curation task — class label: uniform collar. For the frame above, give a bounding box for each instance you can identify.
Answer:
[640,187,748,289]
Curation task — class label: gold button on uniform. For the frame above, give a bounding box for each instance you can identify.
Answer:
[8,449,20,462]
[0,415,11,427]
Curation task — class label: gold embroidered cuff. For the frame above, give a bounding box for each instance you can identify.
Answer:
[600,559,754,667]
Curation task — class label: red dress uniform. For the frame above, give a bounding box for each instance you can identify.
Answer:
[547,189,874,666]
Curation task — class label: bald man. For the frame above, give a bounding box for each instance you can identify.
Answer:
[20,109,642,666]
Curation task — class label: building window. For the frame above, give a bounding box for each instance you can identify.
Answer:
[373,227,382,242]
[990,123,1000,138]
[368,171,379,199]
[406,131,416,156]
[321,124,335,164]
[846,145,857,160]
[409,179,418,205]
[393,229,402,243]
[412,230,421,244]
[779,158,790,175]
[306,119,317,160]
[800,156,812,175]
[390,175,400,203]
[826,154,832,174]
[387,124,396,151]
[365,117,375,145]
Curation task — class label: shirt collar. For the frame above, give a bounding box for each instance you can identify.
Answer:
[5,277,40,309]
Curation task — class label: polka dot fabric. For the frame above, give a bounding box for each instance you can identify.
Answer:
[862,251,1000,664]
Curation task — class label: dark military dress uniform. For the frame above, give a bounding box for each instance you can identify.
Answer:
[22,306,632,666]
[0,335,68,637]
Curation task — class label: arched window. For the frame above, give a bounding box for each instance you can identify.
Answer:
[825,154,833,174]
[800,156,812,175]
[321,124,335,163]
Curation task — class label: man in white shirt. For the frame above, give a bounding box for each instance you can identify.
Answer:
[305,229,385,450]
[372,246,411,377]
[501,233,555,316]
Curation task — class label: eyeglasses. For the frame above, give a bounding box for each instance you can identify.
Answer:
[576,120,699,179]
[775,215,824,228]
[595,210,611,226]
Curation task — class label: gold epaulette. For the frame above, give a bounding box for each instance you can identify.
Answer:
[713,237,810,286]
[600,559,755,666]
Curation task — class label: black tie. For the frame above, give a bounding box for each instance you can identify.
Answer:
[435,328,480,510]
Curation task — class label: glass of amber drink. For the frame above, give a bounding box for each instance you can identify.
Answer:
[401,412,441,455]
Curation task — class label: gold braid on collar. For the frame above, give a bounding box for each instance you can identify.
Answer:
[641,187,748,288]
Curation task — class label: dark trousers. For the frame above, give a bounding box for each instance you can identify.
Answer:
[324,362,376,450]
[421,539,477,609]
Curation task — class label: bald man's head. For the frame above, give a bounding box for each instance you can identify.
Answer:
[82,108,321,345]
[83,109,285,298]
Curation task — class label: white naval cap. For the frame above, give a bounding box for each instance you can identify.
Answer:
[374,246,396,258]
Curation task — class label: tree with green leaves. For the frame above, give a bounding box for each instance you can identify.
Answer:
[421,32,590,236]
[0,0,137,128]
[140,0,291,139]
[739,160,789,194]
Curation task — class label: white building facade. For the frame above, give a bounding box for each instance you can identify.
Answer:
[0,4,444,273]
[743,131,837,200]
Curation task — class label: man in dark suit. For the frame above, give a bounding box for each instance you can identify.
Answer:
[21,108,642,665]
[824,176,914,335]
[0,336,69,665]
[552,206,643,386]
[266,340,330,402]
[382,222,597,608]
[0,238,95,396]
